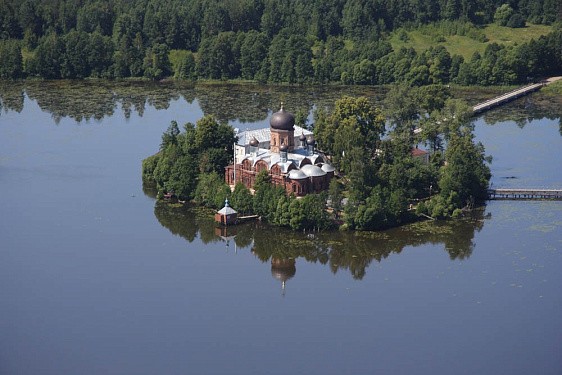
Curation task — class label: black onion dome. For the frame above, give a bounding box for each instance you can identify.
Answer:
[249,136,259,147]
[299,132,307,141]
[306,136,316,145]
[279,144,288,152]
[270,104,295,131]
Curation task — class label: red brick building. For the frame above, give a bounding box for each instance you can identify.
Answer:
[225,105,335,196]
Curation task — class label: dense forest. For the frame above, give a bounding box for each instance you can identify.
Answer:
[1,0,561,84]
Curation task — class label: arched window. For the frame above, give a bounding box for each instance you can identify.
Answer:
[255,160,268,173]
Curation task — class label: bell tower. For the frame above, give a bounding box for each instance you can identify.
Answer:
[270,103,295,154]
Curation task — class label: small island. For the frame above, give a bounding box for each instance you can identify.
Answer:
[143,86,491,231]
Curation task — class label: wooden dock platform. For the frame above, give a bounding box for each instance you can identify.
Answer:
[488,188,562,200]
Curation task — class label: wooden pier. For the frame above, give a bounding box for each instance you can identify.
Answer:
[473,77,562,114]
[473,83,544,114]
[487,188,562,200]
[238,214,260,222]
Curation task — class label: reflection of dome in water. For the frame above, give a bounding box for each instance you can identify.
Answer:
[271,258,296,286]
[270,104,295,131]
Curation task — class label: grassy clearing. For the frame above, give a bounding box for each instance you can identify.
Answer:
[484,23,553,45]
[390,23,553,59]
[542,79,562,95]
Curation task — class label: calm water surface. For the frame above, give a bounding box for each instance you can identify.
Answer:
[1,82,561,375]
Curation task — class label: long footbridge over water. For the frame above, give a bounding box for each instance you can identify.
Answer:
[472,76,562,114]
[475,77,562,201]
[488,188,562,200]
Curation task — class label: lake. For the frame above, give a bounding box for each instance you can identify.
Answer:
[1,81,561,375]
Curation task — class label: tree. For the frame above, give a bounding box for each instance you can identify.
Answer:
[144,114,236,201]
[439,133,491,207]
[0,0,22,40]
[193,115,236,173]
[494,4,515,26]
[415,84,452,115]
[352,59,376,84]
[175,51,196,80]
[76,1,114,36]
[288,193,330,230]
[17,0,41,41]
[240,30,268,80]
[167,154,199,199]
[143,43,171,80]
[506,13,526,28]
[88,31,114,77]
[62,30,91,78]
[384,84,419,133]
[0,39,23,79]
[142,152,160,181]
[253,171,285,220]
[315,96,385,162]
[29,33,65,78]
[194,172,230,208]
[295,107,310,130]
[161,121,180,149]
[328,178,343,219]
[230,182,254,215]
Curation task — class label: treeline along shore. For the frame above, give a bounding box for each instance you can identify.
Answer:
[0,0,561,85]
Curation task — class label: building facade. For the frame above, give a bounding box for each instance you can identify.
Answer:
[225,105,335,196]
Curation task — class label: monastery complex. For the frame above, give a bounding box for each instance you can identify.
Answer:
[225,105,336,196]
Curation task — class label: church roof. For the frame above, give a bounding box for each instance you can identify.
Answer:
[237,125,311,146]
[288,169,308,180]
[217,199,237,215]
[217,206,237,215]
[300,164,327,177]
[321,163,336,173]
[270,105,295,131]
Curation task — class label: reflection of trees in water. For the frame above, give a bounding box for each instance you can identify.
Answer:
[1,81,385,125]
[152,195,487,280]
[0,81,25,114]
[480,95,562,130]
[1,82,560,130]
[25,81,118,123]
[0,81,189,122]
[153,201,224,245]
[195,84,271,123]
[192,84,382,123]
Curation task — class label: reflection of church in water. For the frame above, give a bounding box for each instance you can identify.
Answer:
[270,257,296,297]
[225,104,336,196]
[215,226,296,296]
